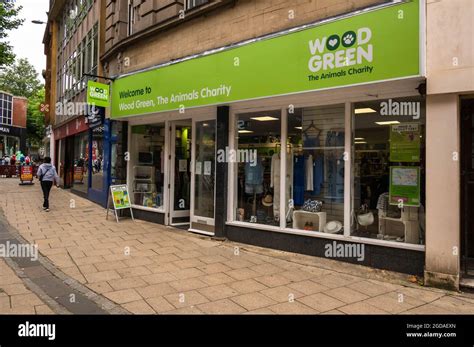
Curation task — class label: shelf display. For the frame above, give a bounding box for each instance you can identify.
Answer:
[351,97,426,245]
[130,124,165,209]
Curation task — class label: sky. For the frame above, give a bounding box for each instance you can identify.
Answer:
[8,0,49,77]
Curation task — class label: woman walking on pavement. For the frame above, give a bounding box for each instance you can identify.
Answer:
[36,157,59,212]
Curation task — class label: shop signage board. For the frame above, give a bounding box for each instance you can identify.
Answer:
[73,167,84,183]
[389,166,421,207]
[87,81,110,108]
[390,123,421,162]
[107,184,134,222]
[111,0,420,118]
[19,165,34,185]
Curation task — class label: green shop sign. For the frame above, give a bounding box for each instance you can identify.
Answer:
[390,123,421,162]
[111,0,420,118]
[87,81,110,107]
[389,166,421,207]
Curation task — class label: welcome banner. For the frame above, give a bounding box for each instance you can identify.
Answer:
[111,0,420,118]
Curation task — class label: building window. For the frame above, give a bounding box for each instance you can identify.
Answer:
[56,23,98,103]
[287,105,345,233]
[129,124,166,210]
[185,0,209,11]
[234,110,281,226]
[351,97,426,245]
[0,93,13,126]
[127,0,135,36]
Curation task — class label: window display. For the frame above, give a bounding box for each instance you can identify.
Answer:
[235,110,281,226]
[91,126,104,191]
[72,131,88,193]
[287,105,345,233]
[130,124,165,209]
[351,97,425,245]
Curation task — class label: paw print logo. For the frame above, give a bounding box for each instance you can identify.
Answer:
[342,31,356,47]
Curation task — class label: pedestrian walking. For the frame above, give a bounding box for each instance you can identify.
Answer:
[36,157,59,212]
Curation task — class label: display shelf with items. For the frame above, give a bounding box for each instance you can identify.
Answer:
[130,124,166,210]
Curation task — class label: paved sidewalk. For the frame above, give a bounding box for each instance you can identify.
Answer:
[1,178,474,314]
[0,258,53,314]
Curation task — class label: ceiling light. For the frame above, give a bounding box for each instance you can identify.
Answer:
[355,141,367,144]
[355,137,365,140]
[375,121,400,126]
[250,116,279,121]
[238,130,254,134]
[355,108,376,114]
[294,126,303,130]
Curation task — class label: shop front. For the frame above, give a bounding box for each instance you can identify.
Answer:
[54,115,114,207]
[110,0,426,274]
[0,124,27,158]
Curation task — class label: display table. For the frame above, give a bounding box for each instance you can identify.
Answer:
[293,210,327,232]
[378,206,419,243]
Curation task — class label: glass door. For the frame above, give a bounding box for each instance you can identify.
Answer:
[190,119,216,234]
[169,120,192,226]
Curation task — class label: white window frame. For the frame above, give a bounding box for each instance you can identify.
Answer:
[227,96,426,252]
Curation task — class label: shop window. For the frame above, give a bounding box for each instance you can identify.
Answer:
[72,131,89,194]
[0,135,19,157]
[130,124,165,210]
[351,97,426,245]
[287,105,345,233]
[91,126,105,191]
[234,110,281,226]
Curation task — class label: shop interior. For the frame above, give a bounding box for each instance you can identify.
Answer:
[351,97,426,245]
[129,124,166,209]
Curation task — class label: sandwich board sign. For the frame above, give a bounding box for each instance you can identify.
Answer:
[107,184,134,223]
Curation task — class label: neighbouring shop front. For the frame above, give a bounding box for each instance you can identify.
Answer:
[110,0,427,274]
[54,114,115,207]
[0,124,27,158]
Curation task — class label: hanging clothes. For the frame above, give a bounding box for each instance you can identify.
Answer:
[305,154,314,191]
[313,154,324,196]
[293,155,305,206]
[245,158,264,194]
[271,152,293,219]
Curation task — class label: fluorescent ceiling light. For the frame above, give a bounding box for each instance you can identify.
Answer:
[294,126,303,130]
[250,116,279,121]
[375,121,400,126]
[355,141,367,144]
[355,137,365,140]
[238,130,254,134]
[355,108,376,114]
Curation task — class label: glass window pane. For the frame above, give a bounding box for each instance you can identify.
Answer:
[91,127,105,191]
[235,110,281,226]
[72,131,89,193]
[351,97,426,245]
[129,124,166,209]
[287,105,345,233]
[194,120,216,219]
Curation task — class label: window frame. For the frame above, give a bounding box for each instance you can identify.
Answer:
[227,98,425,252]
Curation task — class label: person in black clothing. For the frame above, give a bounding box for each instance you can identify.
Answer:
[36,157,60,212]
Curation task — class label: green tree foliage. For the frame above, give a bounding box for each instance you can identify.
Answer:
[26,87,45,147]
[0,58,41,98]
[0,1,24,68]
